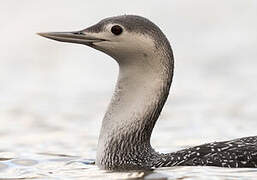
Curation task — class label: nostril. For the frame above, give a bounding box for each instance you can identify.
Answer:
[74,31,84,35]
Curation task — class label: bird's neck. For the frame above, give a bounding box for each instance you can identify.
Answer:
[96,51,173,170]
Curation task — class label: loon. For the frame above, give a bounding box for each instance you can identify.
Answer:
[38,15,257,170]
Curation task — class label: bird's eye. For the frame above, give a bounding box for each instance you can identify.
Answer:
[111,25,123,35]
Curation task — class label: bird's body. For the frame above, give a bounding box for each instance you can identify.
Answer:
[155,136,257,168]
[38,15,257,170]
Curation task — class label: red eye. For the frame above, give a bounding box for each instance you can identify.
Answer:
[111,25,123,35]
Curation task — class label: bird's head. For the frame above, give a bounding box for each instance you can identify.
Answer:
[38,15,172,64]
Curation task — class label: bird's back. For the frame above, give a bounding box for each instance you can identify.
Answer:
[156,136,257,168]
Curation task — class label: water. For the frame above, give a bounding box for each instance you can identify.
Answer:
[1,0,257,179]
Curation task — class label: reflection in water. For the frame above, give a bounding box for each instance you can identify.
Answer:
[0,163,8,170]
[12,159,38,166]
[1,152,257,179]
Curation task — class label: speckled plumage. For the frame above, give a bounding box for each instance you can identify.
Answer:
[155,136,257,168]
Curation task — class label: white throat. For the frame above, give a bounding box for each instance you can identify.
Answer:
[96,43,173,169]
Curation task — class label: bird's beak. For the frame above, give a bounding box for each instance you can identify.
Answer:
[37,31,105,45]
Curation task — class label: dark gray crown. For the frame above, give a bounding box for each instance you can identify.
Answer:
[85,15,172,51]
